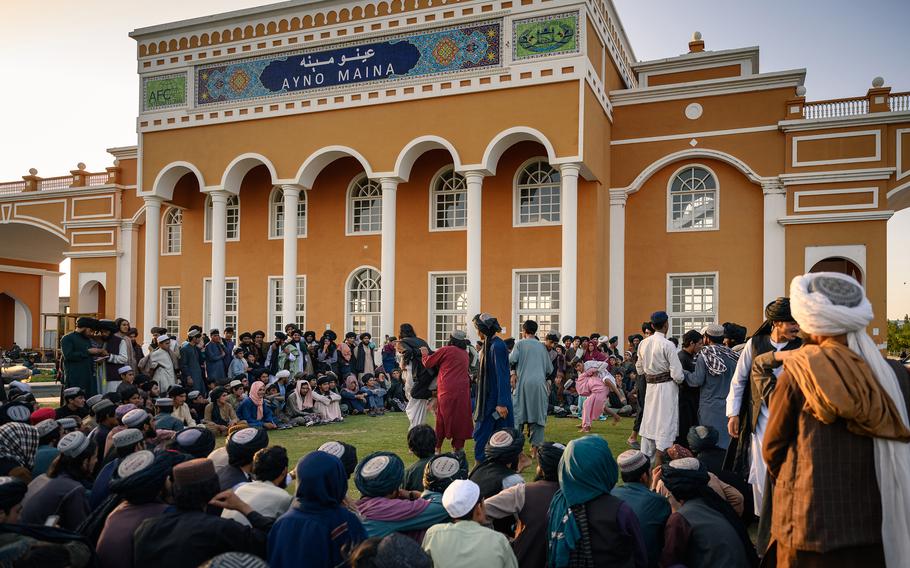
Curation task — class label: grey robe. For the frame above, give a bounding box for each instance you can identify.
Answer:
[687,348,738,450]
[509,338,553,427]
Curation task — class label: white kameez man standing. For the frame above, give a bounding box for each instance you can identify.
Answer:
[635,311,685,465]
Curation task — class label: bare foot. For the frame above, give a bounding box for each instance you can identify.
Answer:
[517,453,533,473]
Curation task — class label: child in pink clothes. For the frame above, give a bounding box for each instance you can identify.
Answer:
[575,361,621,432]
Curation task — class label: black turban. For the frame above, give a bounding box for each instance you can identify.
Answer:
[0,476,28,511]
[472,313,502,337]
[423,452,468,493]
[722,323,747,345]
[687,425,720,454]
[484,428,525,463]
[98,319,119,333]
[227,427,269,467]
[322,330,337,342]
[76,317,99,329]
[173,426,216,458]
[628,334,643,344]
[318,441,358,477]
[110,449,187,504]
[765,297,794,322]
[536,441,565,481]
[661,458,710,502]
[355,451,405,498]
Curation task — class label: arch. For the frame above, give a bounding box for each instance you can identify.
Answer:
[809,257,864,285]
[804,244,867,285]
[79,279,106,315]
[480,127,558,175]
[393,135,463,181]
[150,161,206,200]
[429,165,467,231]
[887,179,910,211]
[665,163,720,232]
[346,174,383,235]
[345,265,382,339]
[613,148,766,195]
[295,146,374,189]
[0,292,33,349]
[220,153,279,194]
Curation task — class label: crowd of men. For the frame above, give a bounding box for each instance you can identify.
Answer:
[0,270,904,567]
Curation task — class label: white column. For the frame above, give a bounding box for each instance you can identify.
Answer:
[762,180,787,305]
[559,163,581,336]
[379,178,398,339]
[464,171,484,340]
[116,222,139,323]
[608,189,627,337]
[142,196,163,345]
[281,185,301,327]
[209,190,230,331]
[39,272,60,347]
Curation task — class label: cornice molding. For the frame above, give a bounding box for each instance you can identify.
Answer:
[609,69,805,106]
[779,111,910,132]
[777,210,894,225]
[779,167,895,186]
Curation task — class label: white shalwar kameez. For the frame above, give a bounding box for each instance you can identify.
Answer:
[635,331,685,458]
[725,339,787,516]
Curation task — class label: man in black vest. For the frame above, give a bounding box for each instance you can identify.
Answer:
[99,320,129,392]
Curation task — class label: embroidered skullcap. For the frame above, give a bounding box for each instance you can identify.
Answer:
[155,397,173,408]
[687,425,720,453]
[115,404,137,420]
[617,449,649,473]
[92,399,115,415]
[112,449,187,504]
[318,441,358,477]
[174,426,216,458]
[442,479,480,518]
[172,458,217,486]
[122,408,149,428]
[0,403,31,424]
[450,330,468,341]
[201,553,270,568]
[650,311,669,327]
[112,428,144,449]
[229,380,243,389]
[275,370,291,379]
[118,366,133,375]
[188,329,201,339]
[370,533,432,568]
[35,419,60,439]
[0,476,27,511]
[662,458,709,502]
[85,395,103,408]
[187,390,201,400]
[227,427,269,467]
[703,323,725,341]
[484,427,525,462]
[354,451,405,497]
[62,387,84,399]
[666,444,694,461]
[58,431,91,458]
[423,452,468,493]
[57,417,78,431]
[157,335,173,344]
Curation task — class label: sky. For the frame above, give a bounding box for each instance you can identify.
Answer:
[1,0,908,316]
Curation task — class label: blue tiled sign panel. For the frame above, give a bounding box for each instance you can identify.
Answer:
[196,20,502,106]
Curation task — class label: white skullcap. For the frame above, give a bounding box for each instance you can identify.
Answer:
[275,370,291,379]
[668,457,701,471]
[441,479,480,518]
[617,450,648,473]
[58,431,91,458]
[118,366,134,375]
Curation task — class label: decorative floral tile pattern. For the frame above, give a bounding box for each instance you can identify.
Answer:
[512,11,579,61]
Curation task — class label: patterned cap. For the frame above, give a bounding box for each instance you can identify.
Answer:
[122,408,150,427]
[35,418,59,438]
[617,450,648,473]
[58,431,91,458]
[112,428,144,448]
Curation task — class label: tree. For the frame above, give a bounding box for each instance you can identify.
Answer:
[887,315,910,356]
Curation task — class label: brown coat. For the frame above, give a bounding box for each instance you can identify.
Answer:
[764,360,910,553]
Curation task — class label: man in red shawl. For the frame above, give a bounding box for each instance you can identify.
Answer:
[421,330,474,453]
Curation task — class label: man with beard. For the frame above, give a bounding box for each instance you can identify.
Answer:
[61,317,105,398]
[471,314,514,462]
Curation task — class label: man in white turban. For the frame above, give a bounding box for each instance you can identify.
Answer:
[763,272,910,567]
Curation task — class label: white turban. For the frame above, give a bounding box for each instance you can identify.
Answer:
[790,271,910,566]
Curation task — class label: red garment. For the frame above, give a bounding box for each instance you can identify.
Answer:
[422,346,473,443]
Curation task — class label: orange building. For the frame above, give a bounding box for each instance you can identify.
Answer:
[1,0,907,350]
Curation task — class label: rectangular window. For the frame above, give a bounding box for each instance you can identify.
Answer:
[514,270,560,334]
[668,273,717,338]
[160,287,180,337]
[203,277,239,331]
[429,273,468,348]
[269,277,306,333]
[518,186,561,224]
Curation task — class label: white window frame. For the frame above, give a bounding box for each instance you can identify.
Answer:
[666,163,720,233]
[161,206,184,255]
[203,194,241,242]
[268,186,308,239]
[428,166,468,232]
[346,174,383,236]
[345,265,382,339]
[511,268,562,336]
[427,271,469,349]
[160,287,180,337]
[513,157,562,228]
[666,271,719,339]
[203,277,240,331]
[267,275,307,334]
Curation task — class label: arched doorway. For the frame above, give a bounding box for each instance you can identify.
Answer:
[809,257,863,285]
[0,293,32,349]
[79,280,106,315]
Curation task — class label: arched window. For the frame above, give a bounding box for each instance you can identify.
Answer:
[431,168,467,230]
[347,176,383,234]
[346,267,381,339]
[163,208,183,254]
[269,186,307,238]
[668,165,718,231]
[515,160,561,226]
[204,194,241,242]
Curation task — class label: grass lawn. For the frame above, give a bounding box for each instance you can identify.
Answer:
[259,411,635,497]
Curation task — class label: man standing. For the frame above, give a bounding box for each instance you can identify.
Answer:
[764,273,910,566]
[677,330,703,446]
[179,330,204,391]
[205,330,228,385]
[397,324,433,429]
[635,311,685,464]
[420,331,473,453]
[472,313,513,463]
[725,298,801,522]
[98,320,130,393]
[687,324,739,450]
[61,317,104,398]
[508,320,552,454]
